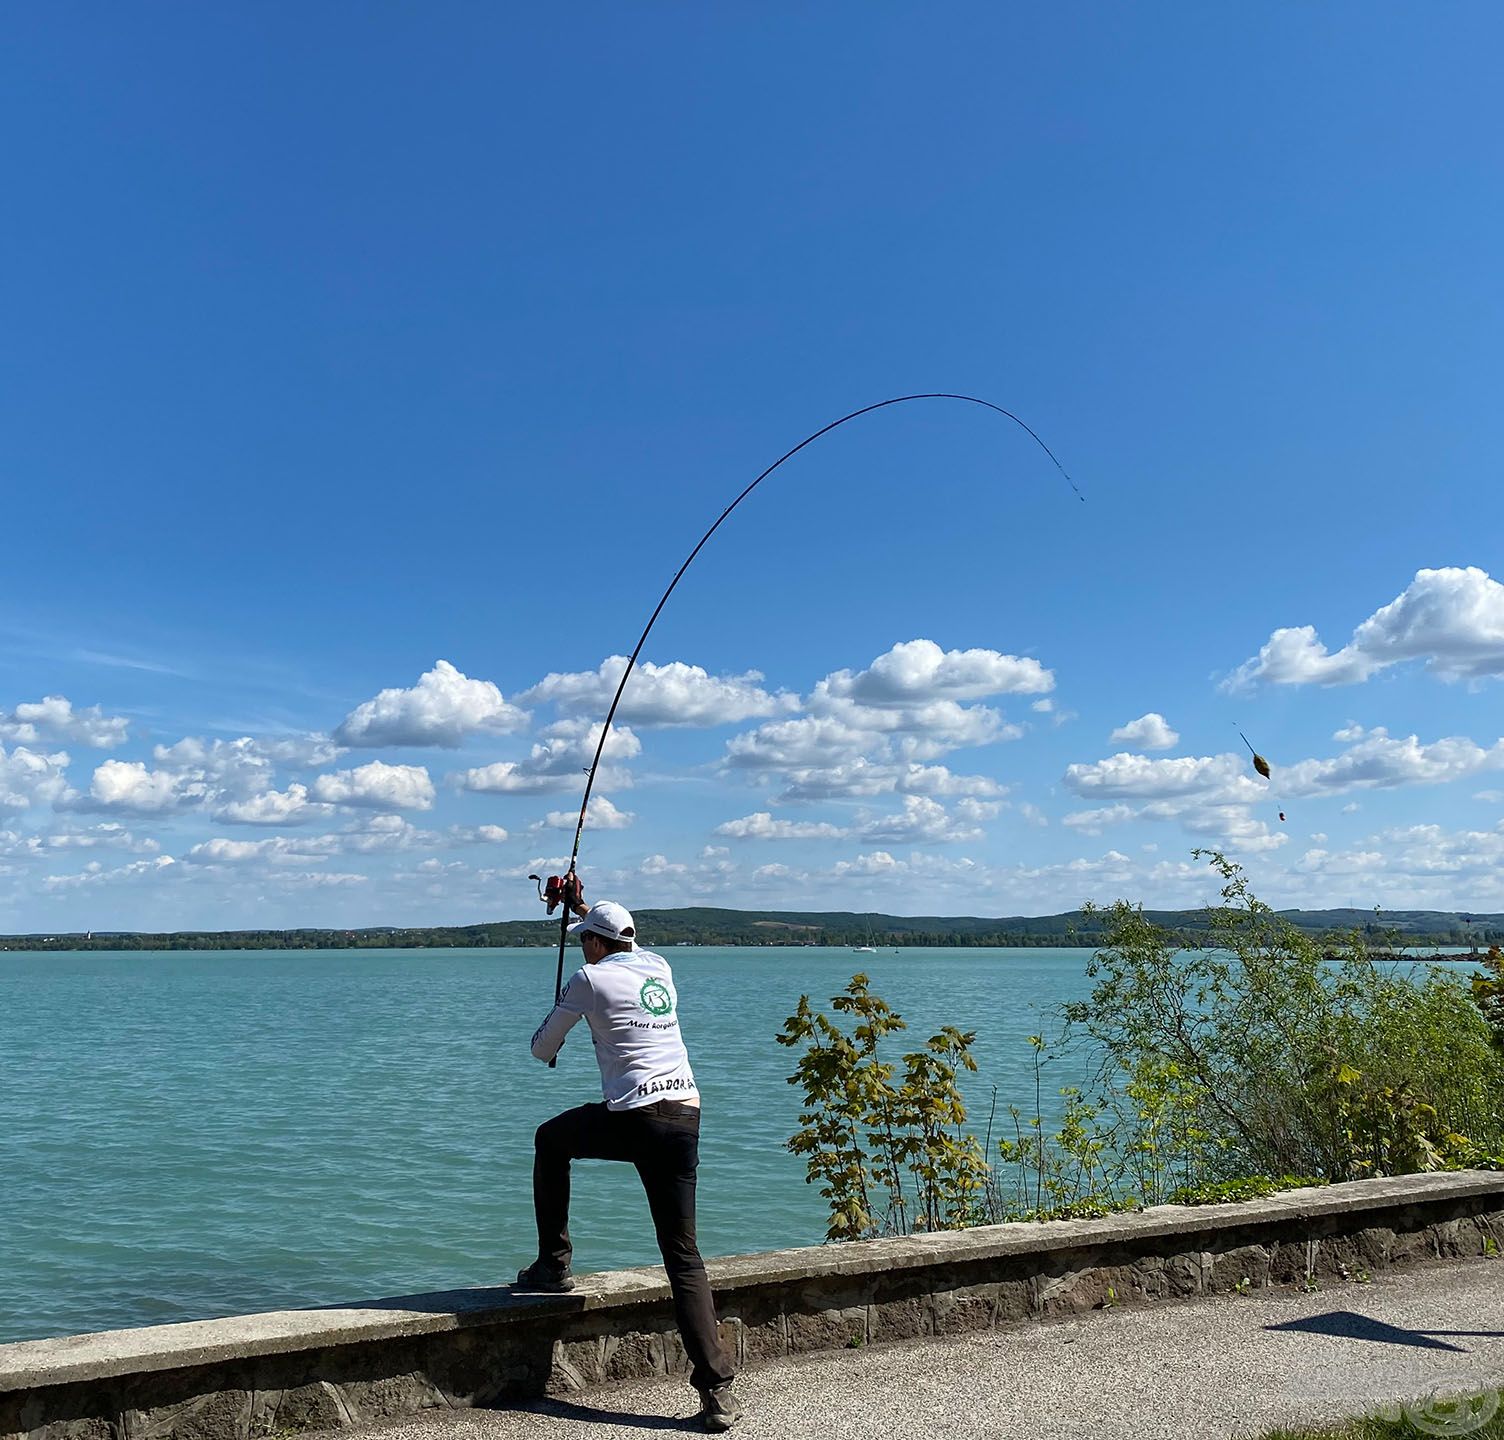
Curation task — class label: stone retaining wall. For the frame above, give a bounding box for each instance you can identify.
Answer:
[3,1171,1501,1440]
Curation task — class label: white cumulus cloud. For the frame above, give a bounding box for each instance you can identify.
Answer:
[214,783,335,826]
[853,794,992,845]
[0,745,72,813]
[0,696,129,749]
[449,823,510,844]
[1060,752,1284,851]
[453,720,641,795]
[776,760,1008,803]
[534,795,634,831]
[88,759,207,814]
[727,702,1014,777]
[817,639,1053,704]
[0,822,156,857]
[312,762,436,811]
[43,855,178,890]
[1287,820,1504,908]
[519,657,795,728]
[1062,804,1138,836]
[185,815,440,866]
[1278,729,1504,797]
[1109,713,1179,751]
[1224,567,1504,691]
[1063,752,1259,803]
[335,661,528,747]
[714,812,848,841]
[721,640,1034,801]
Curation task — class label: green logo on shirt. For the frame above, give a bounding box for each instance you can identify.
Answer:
[639,978,673,1017]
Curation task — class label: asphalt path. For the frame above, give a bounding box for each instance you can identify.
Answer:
[335,1259,1504,1440]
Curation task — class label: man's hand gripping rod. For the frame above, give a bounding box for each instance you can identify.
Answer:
[528,871,584,1068]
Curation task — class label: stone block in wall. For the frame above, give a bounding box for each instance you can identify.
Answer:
[600,1332,664,1384]
[1387,1226,1433,1265]
[1431,1218,1488,1259]
[546,1339,602,1396]
[1034,1262,1143,1316]
[1457,1218,1490,1257]
[1268,1239,1318,1286]
[256,1382,349,1435]
[1355,1227,1397,1267]
[1208,1244,1271,1293]
[283,1339,432,1414]
[1316,1234,1365,1278]
[992,1279,1033,1325]
[801,1279,874,1314]
[336,1372,447,1427]
[11,1408,118,1440]
[423,1328,548,1408]
[245,1391,278,1437]
[728,1310,786,1365]
[123,1388,251,1440]
[788,1307,868,1354]
[716,1318,745,1371]
[867,1297,926,1344]
[1163,1250,1209,1297]
[931,1287,995,1335]
[1122,1255,1172,1301]
[1031,1268,1071,1316]
[657,1329,691,1379]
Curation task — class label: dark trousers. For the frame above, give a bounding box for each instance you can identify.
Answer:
[533,1099,734,1394]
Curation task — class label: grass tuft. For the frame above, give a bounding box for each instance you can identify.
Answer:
[1253,1389,1504,1439]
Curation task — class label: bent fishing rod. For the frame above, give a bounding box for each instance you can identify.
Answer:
[531,392,1081,1038]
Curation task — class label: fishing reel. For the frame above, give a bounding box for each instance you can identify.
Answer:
[529,872,583,915]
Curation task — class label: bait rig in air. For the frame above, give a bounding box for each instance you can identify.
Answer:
[1239,728,1286,823]
[529,393,1081,1046]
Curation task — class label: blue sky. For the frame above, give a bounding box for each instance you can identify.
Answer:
[3,4,1503,932]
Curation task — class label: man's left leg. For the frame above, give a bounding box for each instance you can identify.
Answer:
[633,1104,737,1413]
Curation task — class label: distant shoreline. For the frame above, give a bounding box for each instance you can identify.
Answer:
[2,904,1500,952]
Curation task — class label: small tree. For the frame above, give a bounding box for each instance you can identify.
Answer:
[778,975,986,1239]
[776,977,904,1240]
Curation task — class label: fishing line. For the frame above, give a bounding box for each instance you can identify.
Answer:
[543,392,1082,1012]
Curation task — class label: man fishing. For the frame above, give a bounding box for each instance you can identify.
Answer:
[519,893,742,1433]
[509,394,1073,1433]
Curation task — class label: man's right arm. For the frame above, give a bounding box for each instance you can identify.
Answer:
[530,968,591,1062]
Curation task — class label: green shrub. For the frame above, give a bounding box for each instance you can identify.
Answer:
[1056,852,1504,1190]
[776,853,1504,1243]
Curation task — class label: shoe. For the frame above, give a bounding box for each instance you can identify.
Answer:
[513,1259,575,1293]
[699,1383,742,1432]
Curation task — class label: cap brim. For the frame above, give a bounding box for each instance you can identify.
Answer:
[566,921,634,946]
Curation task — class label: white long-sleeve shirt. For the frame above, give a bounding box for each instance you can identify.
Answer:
[530,947,699,1111]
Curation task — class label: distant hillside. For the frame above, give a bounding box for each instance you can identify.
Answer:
[3,905,1502,951]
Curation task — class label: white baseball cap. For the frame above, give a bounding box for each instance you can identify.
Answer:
[567,900,637,945]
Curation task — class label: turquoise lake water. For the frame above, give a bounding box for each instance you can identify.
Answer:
[1,945,1109,1344]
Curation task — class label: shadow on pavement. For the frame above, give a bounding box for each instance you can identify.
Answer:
[525,1397,699,1432]
[1264,1311,1504,1352]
